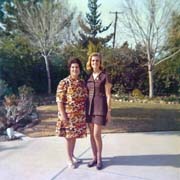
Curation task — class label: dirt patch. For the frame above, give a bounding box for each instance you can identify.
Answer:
[20,107,57,137]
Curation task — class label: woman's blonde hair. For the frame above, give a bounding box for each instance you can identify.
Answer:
[86,52,104,71]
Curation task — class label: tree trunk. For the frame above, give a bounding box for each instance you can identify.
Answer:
[148,64,153,98]
[43,55,51,94]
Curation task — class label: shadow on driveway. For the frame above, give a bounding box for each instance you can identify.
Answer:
[102,154,180,168]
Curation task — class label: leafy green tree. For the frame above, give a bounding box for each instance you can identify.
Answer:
[103,42,148,94]
[62,44,87,65]
[154,12,180,95]
[0,33,68,94]
[87,40,102,56]
[0,34,37,92]
[78,0,113,49]
[154,59,180,95]
[0,0,12,34]
[0,79,8,98]
[167,12,180,52]
[2,0,74,94]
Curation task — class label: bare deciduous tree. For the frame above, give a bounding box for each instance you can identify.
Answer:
[14,0,73,94]
[120,0,180,98]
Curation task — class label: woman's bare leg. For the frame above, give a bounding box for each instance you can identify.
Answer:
[66,138,76,162]
[71,138,76,157]
[88,123,97,161]
[93,124,102,163]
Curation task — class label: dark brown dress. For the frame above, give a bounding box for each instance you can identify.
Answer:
[86,71,111,126]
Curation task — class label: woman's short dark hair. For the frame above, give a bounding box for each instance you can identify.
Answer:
[68,57,83,71]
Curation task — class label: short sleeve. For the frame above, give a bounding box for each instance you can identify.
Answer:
[56,80,67,103]
[105,72,112,84]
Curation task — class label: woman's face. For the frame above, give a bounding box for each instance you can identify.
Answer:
[70,63,80,78]
[91,56,101,70]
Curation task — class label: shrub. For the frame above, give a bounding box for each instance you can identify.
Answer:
[132,89,144,99]
[163,95,180,103]
[18,85,34,99]
[0,85,37,134]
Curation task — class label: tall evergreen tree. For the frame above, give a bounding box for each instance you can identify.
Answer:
[78,0,113,49]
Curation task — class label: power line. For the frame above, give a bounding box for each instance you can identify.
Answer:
[110,11,123,48]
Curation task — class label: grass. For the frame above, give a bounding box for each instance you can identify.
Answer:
[21,100,180,137]
[108,100,180,133]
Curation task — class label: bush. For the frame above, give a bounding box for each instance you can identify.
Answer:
[162,95,180,103]
[112,83,125,95]
[0,85,37,134]
[18,85,34,99]
[132,89,144,99]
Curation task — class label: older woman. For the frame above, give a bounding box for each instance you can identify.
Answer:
[86,52,112,170]
[56,58,87,169]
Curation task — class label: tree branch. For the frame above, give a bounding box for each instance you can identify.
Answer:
[155,48,180,66]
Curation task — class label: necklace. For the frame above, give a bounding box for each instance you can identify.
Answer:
[93,71,101,80]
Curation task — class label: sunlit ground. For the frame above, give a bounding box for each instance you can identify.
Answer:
[22,100,180,137]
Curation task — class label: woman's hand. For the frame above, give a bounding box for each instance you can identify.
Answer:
[106,111,111,123]
[58,112,68,123]
[57,102,68,123]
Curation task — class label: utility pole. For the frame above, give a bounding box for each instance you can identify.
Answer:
[110,11,123,48]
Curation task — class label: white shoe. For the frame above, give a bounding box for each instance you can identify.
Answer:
[67,161,77,169]
[72,156,82,163]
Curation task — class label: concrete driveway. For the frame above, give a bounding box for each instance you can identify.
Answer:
[0,131,180,180]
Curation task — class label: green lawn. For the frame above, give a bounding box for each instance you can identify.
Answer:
[22,100,180,137]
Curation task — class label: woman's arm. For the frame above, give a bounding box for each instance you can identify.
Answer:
[105,82,112,122]
[56,79,68,122]
[57,102,68,122]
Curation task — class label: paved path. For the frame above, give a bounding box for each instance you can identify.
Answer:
[0,131,180,180]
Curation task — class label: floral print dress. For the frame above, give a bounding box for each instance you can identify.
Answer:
[56,76,87,138]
